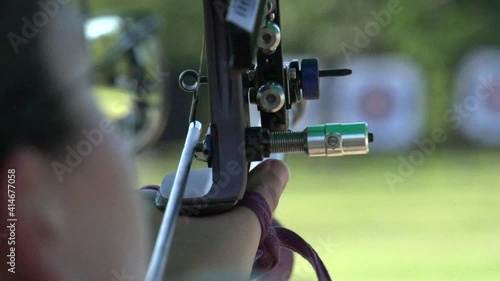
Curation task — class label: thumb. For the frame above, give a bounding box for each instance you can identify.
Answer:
[246,159,290,212]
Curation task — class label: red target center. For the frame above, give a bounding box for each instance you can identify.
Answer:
[360,89,394,119]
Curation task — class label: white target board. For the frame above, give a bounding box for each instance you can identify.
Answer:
[453,48,500,146]
[293,54,426,152]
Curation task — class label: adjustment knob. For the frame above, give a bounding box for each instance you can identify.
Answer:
[300,58,320,100]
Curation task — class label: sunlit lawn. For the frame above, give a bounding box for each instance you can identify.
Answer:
[136,146,500,281]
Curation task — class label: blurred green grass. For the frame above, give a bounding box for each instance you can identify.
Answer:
[136,146,500,281]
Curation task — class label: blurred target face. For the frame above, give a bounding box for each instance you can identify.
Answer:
[455,49,500,146]
[84,13,168,153]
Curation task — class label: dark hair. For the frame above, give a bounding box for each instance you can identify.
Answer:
[0,0,76,162]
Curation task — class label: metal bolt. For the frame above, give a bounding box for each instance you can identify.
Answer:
[258,22,281,54]
[269,131,305,153]
[256,82,285,113]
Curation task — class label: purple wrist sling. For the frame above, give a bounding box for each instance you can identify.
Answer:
[141,186,332,281]
[238,191,332,281]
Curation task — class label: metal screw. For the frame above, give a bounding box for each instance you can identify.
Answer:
[326,134,339,148]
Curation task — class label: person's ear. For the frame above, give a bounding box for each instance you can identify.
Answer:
[0,147,70,281]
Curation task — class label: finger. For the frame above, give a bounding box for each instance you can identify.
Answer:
[246,159,290,212]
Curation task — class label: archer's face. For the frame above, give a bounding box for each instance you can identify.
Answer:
[0,7,149,281]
